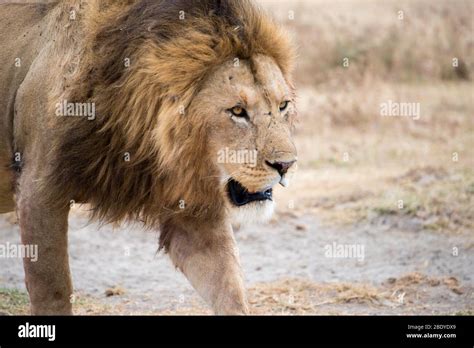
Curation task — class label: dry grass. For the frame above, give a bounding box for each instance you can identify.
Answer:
[261,0,473,85]
[257,0,474,233]
[272,80,474,232]
[2,272,469,315]
[0,288,29,315]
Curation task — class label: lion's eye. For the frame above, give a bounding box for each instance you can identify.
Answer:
[279,101,289,112]
[229,106,248,118]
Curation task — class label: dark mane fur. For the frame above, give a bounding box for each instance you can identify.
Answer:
[45,0,295,228]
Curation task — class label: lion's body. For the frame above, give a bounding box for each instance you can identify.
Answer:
[0,3,55,213]
[0,0,296,314]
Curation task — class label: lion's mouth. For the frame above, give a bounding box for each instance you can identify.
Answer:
[227,179,273,206]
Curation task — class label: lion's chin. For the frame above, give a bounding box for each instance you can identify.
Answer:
[229,199,275,226]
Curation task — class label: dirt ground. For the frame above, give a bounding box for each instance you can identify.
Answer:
[0,205,472,315]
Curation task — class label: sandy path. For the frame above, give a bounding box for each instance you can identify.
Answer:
[0,211,472,314]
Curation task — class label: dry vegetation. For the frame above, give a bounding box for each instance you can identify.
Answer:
[264,0,474,234]
[266,0,473,84]
[1,272,467,315]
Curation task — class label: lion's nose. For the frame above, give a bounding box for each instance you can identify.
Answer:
[265,160,296,177]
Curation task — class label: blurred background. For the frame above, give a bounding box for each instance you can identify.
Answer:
[0,0,473,315]
[268,0,473,231]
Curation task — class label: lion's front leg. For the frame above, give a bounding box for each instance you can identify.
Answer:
[162,220,249,315]
[17,174,73,315]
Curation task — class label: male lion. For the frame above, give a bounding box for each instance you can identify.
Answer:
[0,0,297,315]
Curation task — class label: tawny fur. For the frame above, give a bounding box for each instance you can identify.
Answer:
[0,0,297,315]
[44,0,296,234]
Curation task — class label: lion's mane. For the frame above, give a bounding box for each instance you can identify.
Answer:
[46,0,295,236]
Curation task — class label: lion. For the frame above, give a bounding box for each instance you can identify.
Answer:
[0,0,297,315]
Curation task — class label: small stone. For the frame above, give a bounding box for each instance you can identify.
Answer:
[295,224,307,231]
[105,286,125,297]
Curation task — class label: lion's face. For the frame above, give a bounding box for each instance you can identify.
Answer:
[191,54,297,224]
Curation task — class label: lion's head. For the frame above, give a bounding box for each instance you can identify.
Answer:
[191,55,297,224]
[49,0,296,231]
